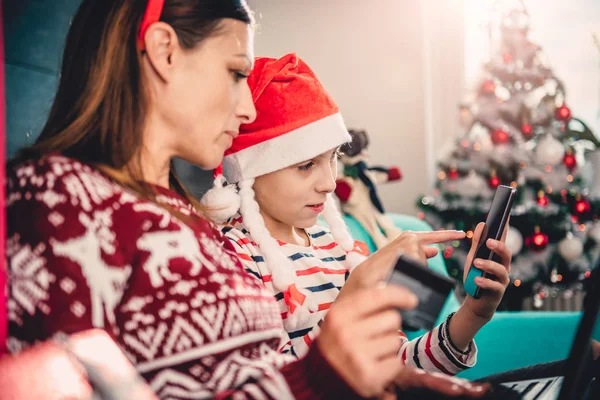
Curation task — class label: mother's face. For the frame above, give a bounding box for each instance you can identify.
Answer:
[148,19,257,170]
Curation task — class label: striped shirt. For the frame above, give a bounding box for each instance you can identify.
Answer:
[222,216,477,375]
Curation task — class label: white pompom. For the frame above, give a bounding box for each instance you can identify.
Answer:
[200,175,240,224]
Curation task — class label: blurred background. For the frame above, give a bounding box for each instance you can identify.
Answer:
[4,0,600,310]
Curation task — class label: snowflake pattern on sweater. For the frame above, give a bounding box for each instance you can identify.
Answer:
[222,216,477,375]
[5,155,359,400]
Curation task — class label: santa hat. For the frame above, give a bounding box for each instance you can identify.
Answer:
[201,53,365,327]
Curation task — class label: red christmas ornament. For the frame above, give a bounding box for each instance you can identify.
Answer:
[575,198,591,215]
[521,123,533,137]
[489,169,500,188]
[537,191,549,207]
[481,80,496,94]
[563,151,576,171]
[555,105,571,122]
[489,176,500,188]
[525,228,549,251]
[448,168,459,180]
[491,129,510,144]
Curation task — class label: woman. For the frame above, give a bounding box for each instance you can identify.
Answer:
[5,0,487,398]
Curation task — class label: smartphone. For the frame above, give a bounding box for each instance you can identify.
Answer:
[386,254,456,331]
[464,185,517,299]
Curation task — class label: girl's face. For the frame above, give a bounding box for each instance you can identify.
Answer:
[253,148,340,231]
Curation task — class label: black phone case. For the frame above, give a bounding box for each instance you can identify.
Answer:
[468,185,517,298]
[386,254,456,331]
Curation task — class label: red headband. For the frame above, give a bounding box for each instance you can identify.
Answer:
[138,0,165,50]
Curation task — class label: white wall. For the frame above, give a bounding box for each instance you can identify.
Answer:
[248,0,465,214]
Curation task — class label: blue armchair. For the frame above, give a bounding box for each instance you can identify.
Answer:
[342,213,600,380]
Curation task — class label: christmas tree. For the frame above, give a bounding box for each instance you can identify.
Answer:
[418,3,600,311]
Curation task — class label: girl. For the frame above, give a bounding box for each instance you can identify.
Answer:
[203,53,512,376]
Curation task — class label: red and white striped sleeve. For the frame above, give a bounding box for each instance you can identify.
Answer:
[398,315,477,375]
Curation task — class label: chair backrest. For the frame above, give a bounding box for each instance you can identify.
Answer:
[1,2,7,355]
[2,0,83,356]
[0,272,5,356]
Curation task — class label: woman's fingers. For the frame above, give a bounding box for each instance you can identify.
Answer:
[318,286,416,397]
[365,334,404,361]
[359,309,403,337]
[330,286,417,323]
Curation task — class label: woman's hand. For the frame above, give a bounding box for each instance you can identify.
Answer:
[378,368,490,399]
[317,285,418,397]
[340,230,466,300]
[394,368,489,398]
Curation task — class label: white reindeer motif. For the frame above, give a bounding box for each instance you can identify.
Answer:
[137,223,217,288]
[51,213,132,328]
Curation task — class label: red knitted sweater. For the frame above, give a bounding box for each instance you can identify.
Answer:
[5,154,359,399]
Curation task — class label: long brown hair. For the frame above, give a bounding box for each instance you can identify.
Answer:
[15,0,253,210]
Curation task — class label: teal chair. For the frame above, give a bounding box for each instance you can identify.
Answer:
[341,213,600,380]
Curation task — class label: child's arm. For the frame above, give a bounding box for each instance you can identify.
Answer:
[447,222,512,350]
[398,314,477,376]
